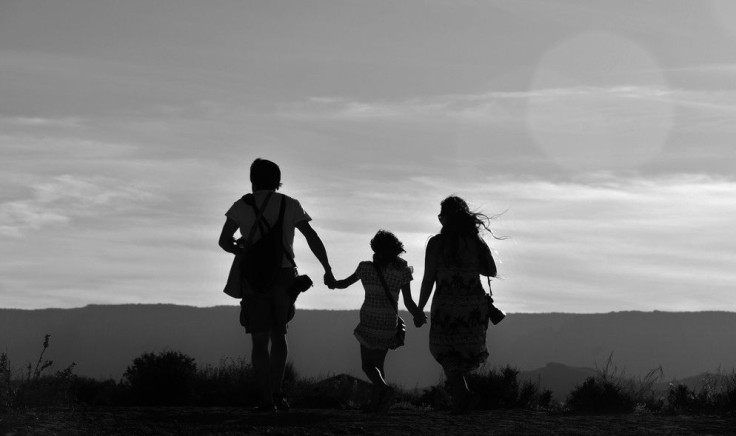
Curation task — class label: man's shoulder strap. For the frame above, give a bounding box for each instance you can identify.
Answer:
[242,192,273,246]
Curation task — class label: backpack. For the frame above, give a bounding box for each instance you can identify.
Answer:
[241,193,289,291]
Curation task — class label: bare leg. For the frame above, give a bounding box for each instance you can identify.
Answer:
[251,332,272,405]
[446,370,470,411]
[360,345,388,387]
[269,332,288,397]
[361,345,393,413]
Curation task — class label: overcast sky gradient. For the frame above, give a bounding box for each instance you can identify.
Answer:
[2,0,736,312]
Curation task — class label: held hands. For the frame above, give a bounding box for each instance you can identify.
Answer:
[413,311,428,328]
[323,270,336,289]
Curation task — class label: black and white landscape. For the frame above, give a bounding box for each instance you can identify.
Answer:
[2,305,734,400]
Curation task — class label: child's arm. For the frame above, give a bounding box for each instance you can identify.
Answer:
[332,273,359,290]
[401,283,427,326]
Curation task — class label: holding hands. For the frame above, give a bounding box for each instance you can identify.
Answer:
[323,270,336,289]
[413,311,428,328]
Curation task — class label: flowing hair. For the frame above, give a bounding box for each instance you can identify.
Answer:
[371,230,408,269]
[439,195,505,265]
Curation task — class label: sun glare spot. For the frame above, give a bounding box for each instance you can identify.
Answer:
[526,31,674,172]
[712,0,736,42]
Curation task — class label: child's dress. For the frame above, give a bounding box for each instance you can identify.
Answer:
[353,261,413,350]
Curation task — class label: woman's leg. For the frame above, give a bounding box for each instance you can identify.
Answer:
[446,370,471,412]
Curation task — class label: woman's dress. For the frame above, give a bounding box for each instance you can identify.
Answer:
[353,261,413,350]
[429,237,490,373]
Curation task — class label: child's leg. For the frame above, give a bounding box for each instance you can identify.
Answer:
[361,345,393,413]
[360,345,388,387]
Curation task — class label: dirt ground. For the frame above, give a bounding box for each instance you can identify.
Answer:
[2,406,736,435]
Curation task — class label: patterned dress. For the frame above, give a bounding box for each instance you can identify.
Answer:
[429,236,490,374]
[353,261,413,350]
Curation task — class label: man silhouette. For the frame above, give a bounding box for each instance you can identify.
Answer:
[219,158,335,412]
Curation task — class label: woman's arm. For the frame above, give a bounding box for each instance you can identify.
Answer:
[400,283,419,316]
[478,238,497,277]
[401,283,427,326]
[332,273,359,290]
[218,218,241,255]
[417,236,440,312]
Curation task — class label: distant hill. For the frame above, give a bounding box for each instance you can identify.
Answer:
[2,306,735,396]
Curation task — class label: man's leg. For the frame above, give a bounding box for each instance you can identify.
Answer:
[269,331,288,398]
[269,268,294,408]
[250,332,272,406]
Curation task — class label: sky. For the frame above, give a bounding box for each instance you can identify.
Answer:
[1,0,735,313]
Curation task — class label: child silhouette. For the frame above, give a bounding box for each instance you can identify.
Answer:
[328,230,426,413]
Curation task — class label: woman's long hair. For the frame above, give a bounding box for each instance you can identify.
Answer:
[439,196,503,265]
[371,230,408,269]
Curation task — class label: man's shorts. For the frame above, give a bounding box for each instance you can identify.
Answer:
[241,268,296,335]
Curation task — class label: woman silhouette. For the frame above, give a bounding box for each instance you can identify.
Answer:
[417,196,498,414]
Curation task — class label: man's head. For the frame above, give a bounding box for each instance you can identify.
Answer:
[250,158,282,191]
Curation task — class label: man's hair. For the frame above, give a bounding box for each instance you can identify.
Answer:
[250,158,282,190]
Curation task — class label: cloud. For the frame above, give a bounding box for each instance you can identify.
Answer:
[0,175,157,237]
[0,116,83,129]
[277,85,736,133]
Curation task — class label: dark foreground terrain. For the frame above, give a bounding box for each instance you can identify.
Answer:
[2,406,736,435]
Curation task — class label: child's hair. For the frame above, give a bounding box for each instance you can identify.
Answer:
[371,230,407,269]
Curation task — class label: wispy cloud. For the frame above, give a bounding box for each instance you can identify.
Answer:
[0,116,83,129]
[279,85,735,125]
[0,175,157,237]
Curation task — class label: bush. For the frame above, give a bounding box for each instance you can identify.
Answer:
[566,355,664,414]
[468,365,553,410]
[417,365,552,411]
[123,351,198,406]
[567,376,635,413]
[70,376,127,406]
[0,335,77,410]
[0,352,12,411]
[194,357,258,406]
[666,372,736,414]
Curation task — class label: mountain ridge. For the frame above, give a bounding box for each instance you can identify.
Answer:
[2,305,735,397]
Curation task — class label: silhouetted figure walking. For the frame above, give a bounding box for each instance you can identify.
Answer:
[219,158,335,412]
[327,230,426,414]
[417,196,498,414]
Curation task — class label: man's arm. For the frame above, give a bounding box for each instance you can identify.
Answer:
[295,220,334,282]
[218,218,241,255]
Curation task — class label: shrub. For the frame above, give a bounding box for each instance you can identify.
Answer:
[123,351,198,406]
[417,365,552,411]
[567,376,635,413]
[0,352,11,411]
[566,355,664,414]
[666,372,736,414]
[194,357,258,406]
[467,365,553,410]
[0,335,77,410]
[70,376,127,406]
